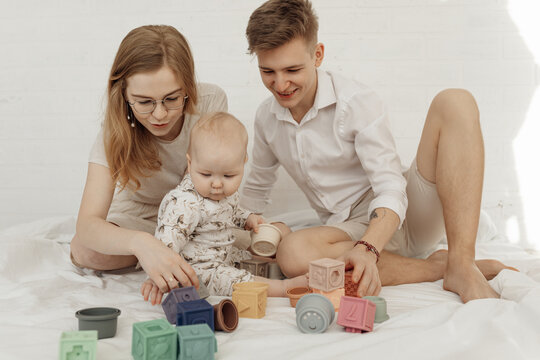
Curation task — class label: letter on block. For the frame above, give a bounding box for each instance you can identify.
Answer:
[337,296,376,333]
[309,258,345,292]
[162,286,200,324]
[176,299,215,331]
[59,330,97,360]
[177,324,217,360]
[132,318,177,360]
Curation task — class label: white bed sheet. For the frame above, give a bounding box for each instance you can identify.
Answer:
[1,215,539,360]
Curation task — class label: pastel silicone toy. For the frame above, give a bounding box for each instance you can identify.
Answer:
[267,261,285,279]
[295,293,335,334]
[344,271,360,297]
[75,307,121,339]
[363,296,390,323]
[132,318,177,360]
[162,286,200,324]
[177,324,217,360]
[176,299,215,331]
[195,275,211,299]
[250,223,282,257]
[59,330,97,360]
[232,281,269,319]
[312,287,345,311]
[213,299,239,332]
[240,259,269,278]
[286,286,313,307]
[337,296,376,333]
[308,258,345,292]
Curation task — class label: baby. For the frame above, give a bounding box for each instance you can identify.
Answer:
[141,111,307,304]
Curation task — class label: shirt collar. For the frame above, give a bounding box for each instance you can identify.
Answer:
[270,68,337,124]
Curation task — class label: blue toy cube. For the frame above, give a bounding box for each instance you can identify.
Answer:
[132,318,177,360]
[59,330,97,360]
[176,299,214,331]
[162,286,200,324]
[177,324,217,360]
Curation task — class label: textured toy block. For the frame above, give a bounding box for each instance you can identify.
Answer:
[177,324,217,360]
[344,271,360,297]
[132,318,177,360]
[239,259,269,278]
[162,286,200,324]
[309,258,345,292]
[59,330,97,360]
[337,296,376,333]
[312,287,345,311]
[231,282,268,319]
[176,299,215,331]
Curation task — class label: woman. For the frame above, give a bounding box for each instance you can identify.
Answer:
[70,25,227,293]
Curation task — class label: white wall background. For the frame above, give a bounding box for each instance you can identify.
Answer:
[1,0,539,249]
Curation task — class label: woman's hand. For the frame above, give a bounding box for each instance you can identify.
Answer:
[339,244,381,297]
[245,214,265,233]
[141,278,164,305]
[133,233,199,293]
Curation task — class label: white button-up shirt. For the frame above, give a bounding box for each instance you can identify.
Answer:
[240,69,407,226]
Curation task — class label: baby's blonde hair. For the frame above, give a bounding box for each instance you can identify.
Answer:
[188,112,248,158]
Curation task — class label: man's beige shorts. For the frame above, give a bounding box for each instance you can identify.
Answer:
[329,158,445,259]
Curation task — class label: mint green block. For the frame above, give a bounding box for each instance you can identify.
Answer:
[177,324,217,360]
[132,318,177,360]
[59,330,97,360]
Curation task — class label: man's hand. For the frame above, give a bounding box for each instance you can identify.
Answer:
[245,214,265,233]
[340,244,381,297]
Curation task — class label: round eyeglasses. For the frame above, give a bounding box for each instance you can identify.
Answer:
[127,94,188,114]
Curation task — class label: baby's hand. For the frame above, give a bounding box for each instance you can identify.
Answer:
[245,214,265,233]
[140,278,165,305]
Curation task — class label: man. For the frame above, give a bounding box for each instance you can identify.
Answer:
[241,0,511,302]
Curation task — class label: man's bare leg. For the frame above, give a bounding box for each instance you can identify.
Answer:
[276,226,446,285]
[275,225,514,293]
[416,88,499,302]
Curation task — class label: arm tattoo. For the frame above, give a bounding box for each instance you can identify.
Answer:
[370,208,386,221]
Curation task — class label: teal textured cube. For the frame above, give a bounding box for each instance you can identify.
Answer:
[59,330,97,360]
[132,318,177,360]
[177,324,217,360]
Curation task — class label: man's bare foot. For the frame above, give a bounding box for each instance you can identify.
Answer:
[427,249,518,280]
[443,261,499,302]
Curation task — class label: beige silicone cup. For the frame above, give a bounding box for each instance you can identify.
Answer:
[251,223,282,257]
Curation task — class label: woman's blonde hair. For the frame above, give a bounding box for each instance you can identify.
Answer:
[104,25,197,191]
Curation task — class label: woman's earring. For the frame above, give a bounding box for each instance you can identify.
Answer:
[127,110,135,128]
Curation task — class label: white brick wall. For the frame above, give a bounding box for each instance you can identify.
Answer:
[1,0,538,248]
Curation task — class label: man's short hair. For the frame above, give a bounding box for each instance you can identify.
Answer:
[246,0,319,54]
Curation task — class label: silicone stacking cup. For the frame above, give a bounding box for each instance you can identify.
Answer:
[295,294,335,334]
[251,224,282,257]
[286,287,313,307]
[267,262,285,279]
[75,307,121,339]
[213,299,239,332]
[363,296,390,323]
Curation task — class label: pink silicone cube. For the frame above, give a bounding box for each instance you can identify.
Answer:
[308,258,345,292]
[337,296,376,333]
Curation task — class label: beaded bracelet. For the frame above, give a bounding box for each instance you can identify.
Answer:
[353,240,380,263]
